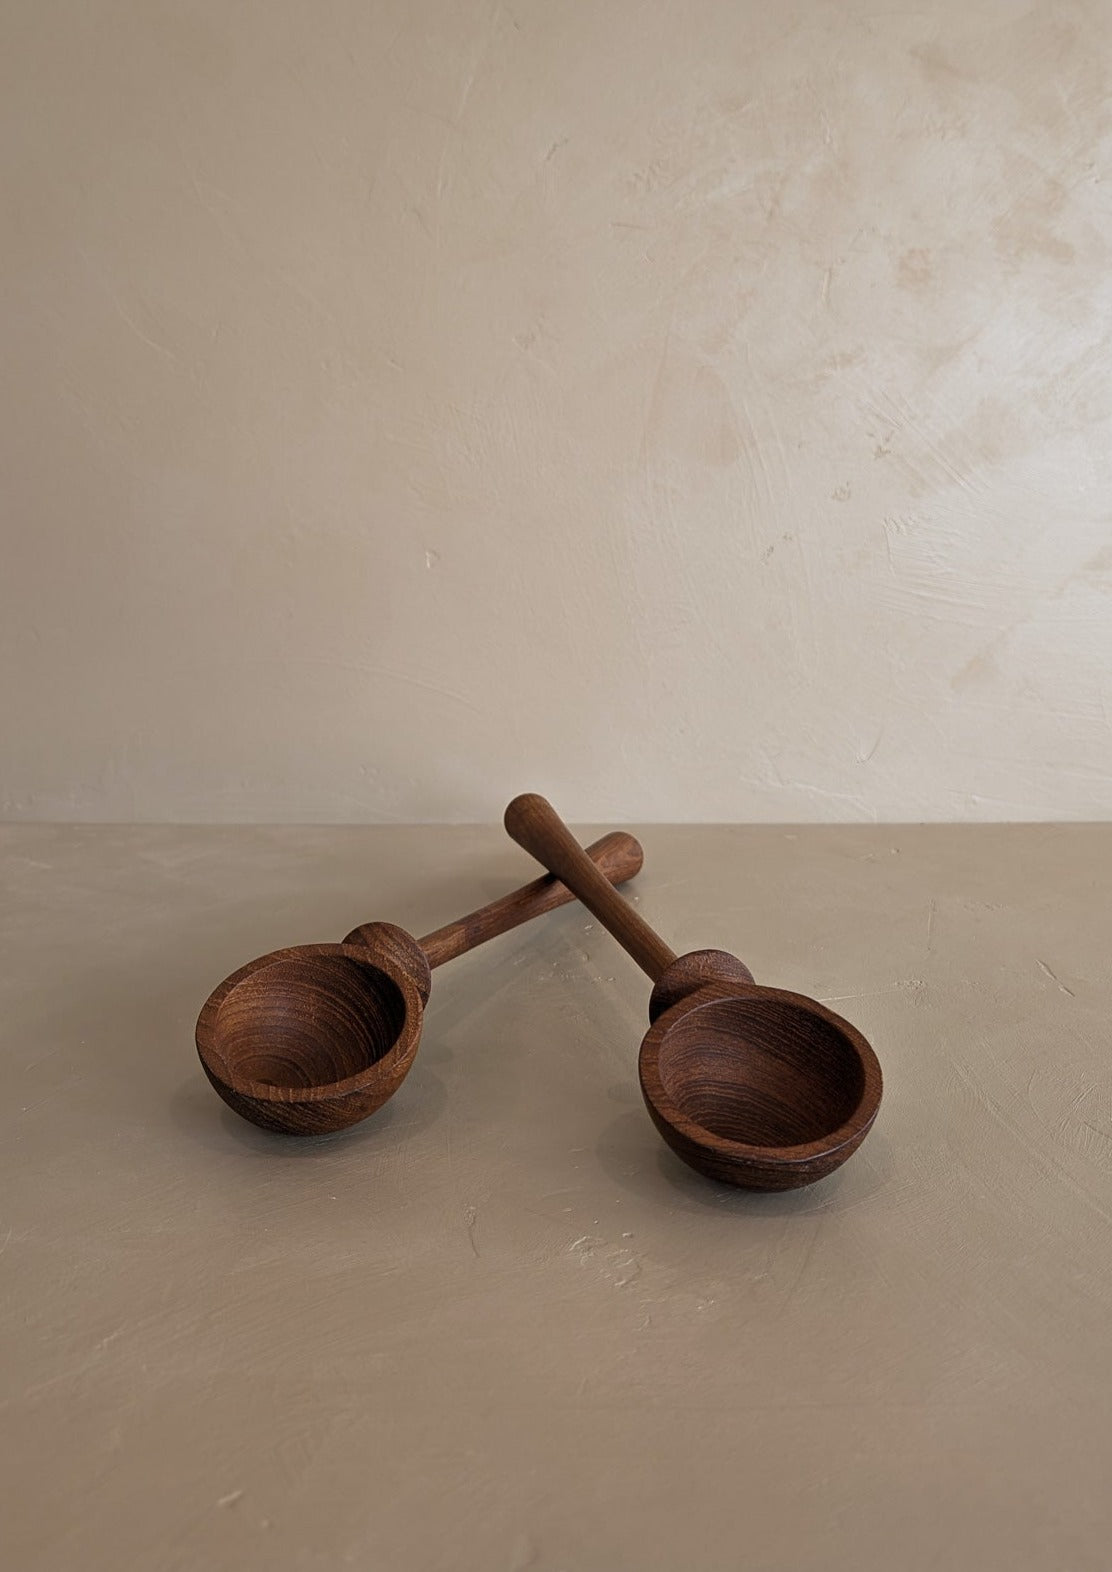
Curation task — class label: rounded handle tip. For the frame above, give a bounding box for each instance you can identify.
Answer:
[503,792,551,837]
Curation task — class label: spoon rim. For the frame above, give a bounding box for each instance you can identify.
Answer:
[195,942,424,1104]
[638,980,883,1167]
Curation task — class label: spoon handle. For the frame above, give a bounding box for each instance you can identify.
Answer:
[504,794,677,983]
[417,830,643,969]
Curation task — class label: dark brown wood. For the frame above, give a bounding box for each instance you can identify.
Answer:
[503,794,882,1192]
[338,920,433,1004]
[639,981,881,1190]
[196,944,424,1136]
[647,948,755,1021]
[196,831,644,1137]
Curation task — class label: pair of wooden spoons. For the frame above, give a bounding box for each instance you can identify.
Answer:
[197,798,881,1189]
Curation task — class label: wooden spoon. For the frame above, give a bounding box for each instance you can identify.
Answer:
[504,795,882,1190]
[196,831,643,1136]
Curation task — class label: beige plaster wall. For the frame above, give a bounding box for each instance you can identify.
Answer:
[2,0,1110,822]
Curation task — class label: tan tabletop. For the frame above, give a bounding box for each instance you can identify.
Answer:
[2,823,1109,1571]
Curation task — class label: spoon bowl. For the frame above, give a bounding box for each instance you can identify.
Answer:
[197,944,424,1135]
[639,979,882,1190]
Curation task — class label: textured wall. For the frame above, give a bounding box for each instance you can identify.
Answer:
[3,0,1110,822]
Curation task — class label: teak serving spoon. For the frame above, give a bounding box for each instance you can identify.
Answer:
[196,830,643,1135]
[504,795,882,1190]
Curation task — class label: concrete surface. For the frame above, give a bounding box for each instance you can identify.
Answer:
[4,1,1112,824]
[1,821,1110,1570]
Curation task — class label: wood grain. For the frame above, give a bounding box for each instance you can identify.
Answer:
[639,981,882,1189]
[196,943,423,1136]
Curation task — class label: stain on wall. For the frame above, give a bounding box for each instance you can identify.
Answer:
[1,0,1110,821]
